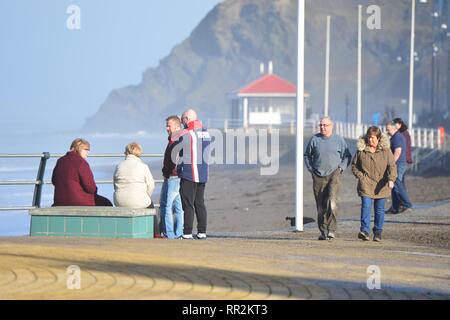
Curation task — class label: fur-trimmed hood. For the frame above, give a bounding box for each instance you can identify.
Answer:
[357,133,390,152]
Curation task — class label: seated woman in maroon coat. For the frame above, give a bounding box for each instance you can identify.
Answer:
[52,138,112,206]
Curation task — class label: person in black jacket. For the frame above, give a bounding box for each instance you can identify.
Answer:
[159,115,184,239]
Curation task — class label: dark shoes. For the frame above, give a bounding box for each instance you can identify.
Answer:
[358,231,370,241]
[385,207,399,214]
[373,232,382,242]
[358,231,382,242]
[318,232,336,240]
[400,207,413,214]
[318,233,327,240]
[386,206,413,214]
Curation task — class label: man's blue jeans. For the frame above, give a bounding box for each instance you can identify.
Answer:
[160,177,184,239]
[360,196,385,234]
[392,162,413,212]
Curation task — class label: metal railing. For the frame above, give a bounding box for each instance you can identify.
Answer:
[206,117,317,135]
[333,121,448,151]
[207,118,449,150]
[0,153,164,211]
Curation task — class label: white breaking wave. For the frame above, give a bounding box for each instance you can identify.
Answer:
[0,166,37,173]
[86,131,154,138]
[0,192,33,198]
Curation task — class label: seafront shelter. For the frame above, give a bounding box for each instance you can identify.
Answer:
[230,71,310,129]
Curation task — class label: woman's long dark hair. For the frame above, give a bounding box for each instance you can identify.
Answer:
[393,118,408,132]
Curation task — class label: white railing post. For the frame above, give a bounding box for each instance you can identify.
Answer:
[424,128,428,148]
[417,128,421,148]
[430,129,434,149]
[224,119,228,133]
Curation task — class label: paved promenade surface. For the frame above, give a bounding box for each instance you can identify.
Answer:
[0,204,449,300]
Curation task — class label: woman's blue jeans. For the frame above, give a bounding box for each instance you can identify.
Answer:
[360,196,385,234]
[159,177,184,239]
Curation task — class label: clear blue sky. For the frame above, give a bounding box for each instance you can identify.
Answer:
[0,0,222,134]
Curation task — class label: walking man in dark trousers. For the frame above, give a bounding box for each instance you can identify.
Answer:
[304,116,352,240]
[174,109,211,240]
[386,121,413,214]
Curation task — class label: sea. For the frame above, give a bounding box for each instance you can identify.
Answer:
[0,125,167,236]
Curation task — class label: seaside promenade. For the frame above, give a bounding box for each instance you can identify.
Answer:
[0,201,449,300]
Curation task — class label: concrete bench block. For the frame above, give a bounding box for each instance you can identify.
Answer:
[29,207,156,238]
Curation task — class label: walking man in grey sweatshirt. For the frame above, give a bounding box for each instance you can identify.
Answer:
[304,116,352,240]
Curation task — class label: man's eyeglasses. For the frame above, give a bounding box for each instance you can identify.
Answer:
[319,124,331,127]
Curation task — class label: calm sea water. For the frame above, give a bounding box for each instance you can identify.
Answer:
[0,129,167,236]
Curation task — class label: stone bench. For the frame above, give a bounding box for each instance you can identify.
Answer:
[29,207,157,238]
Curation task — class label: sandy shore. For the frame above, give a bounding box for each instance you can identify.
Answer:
[201,164,450,249]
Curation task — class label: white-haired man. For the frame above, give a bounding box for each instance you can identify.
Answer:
[304,116,352,240]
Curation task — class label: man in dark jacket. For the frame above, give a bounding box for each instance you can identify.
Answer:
[52,138,112,206]
[160,115,184,239]
[386,122,413,214]
[174,109,211,239]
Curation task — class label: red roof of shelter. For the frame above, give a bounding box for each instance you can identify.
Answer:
[238,74,297,95]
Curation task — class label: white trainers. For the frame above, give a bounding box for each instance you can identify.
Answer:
[196,233,207,240]
[181,234,194,239]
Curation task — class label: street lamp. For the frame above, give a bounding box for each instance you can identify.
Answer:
[296,0,305,232]
[408,0,431,127]
[408,0,416,129]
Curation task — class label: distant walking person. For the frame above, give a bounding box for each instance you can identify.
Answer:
[352,127,397,242]
[160,115,184,239]
[175,109,211,240]
[393,118,413,197]
[304,116,352,240]
[113,142,155,208]
[393,118,412,166]
[386,121,413,214]
[52,138,112,206]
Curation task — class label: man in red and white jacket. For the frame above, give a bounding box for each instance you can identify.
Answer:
[172,109,211,239]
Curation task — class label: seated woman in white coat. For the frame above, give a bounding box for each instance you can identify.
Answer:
[113,142,155,208]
